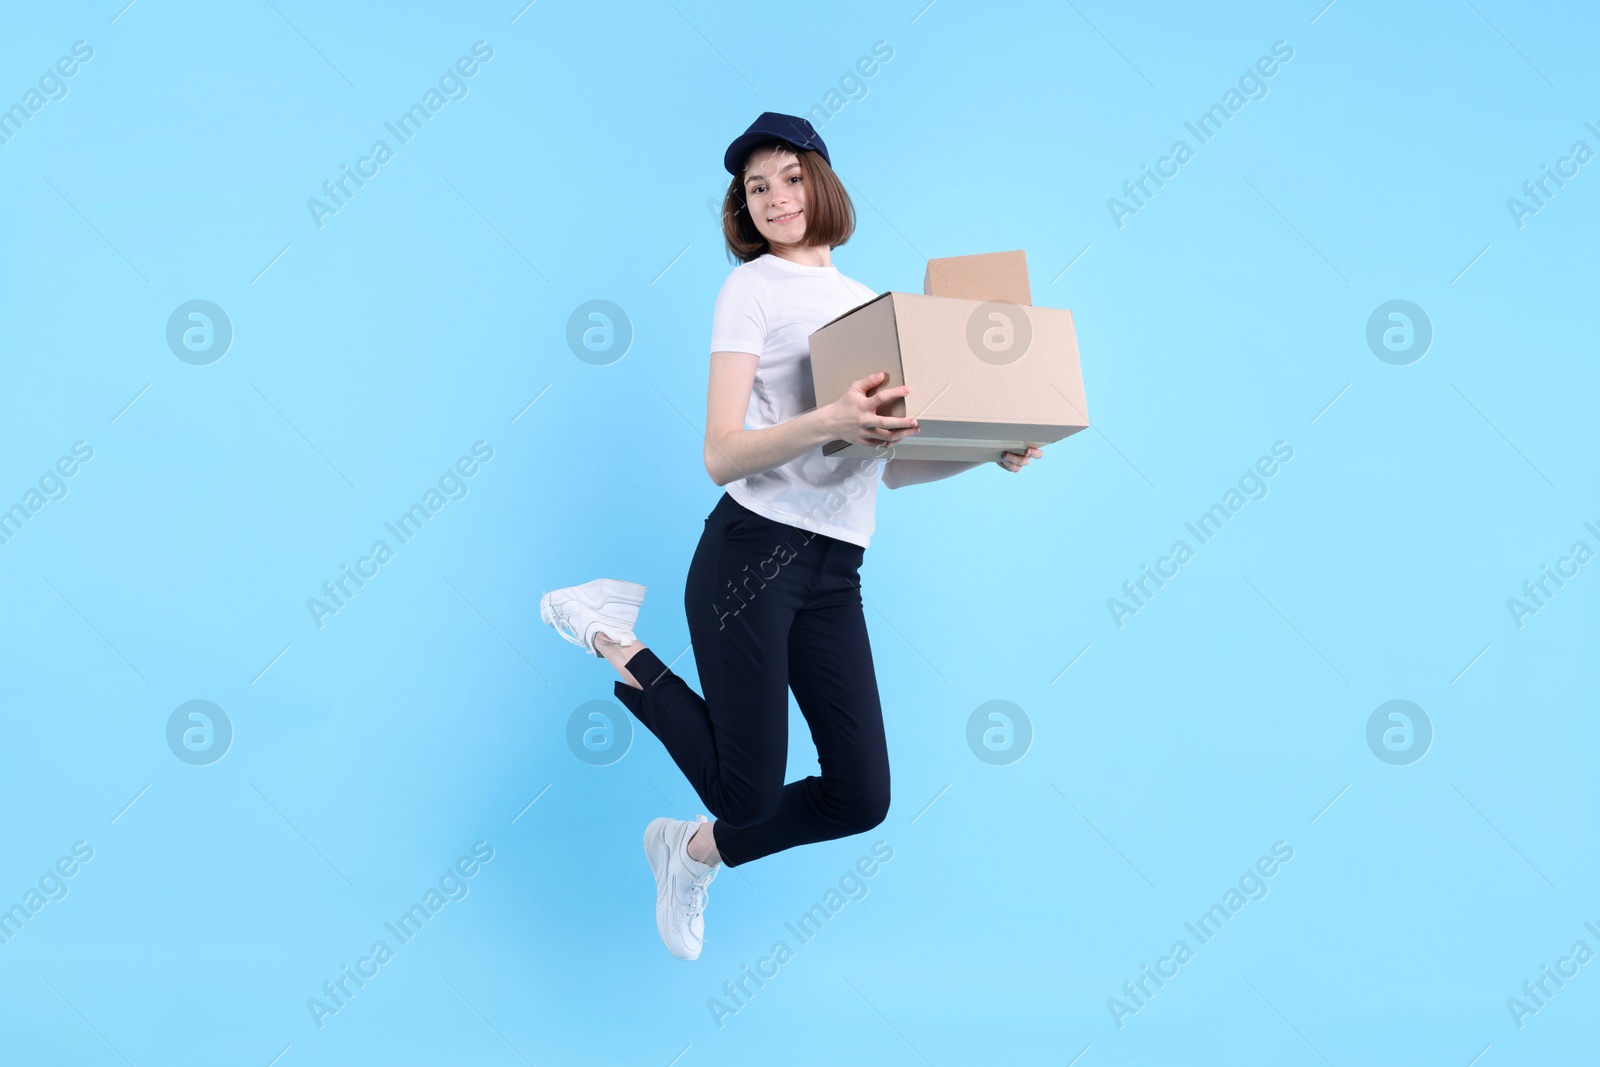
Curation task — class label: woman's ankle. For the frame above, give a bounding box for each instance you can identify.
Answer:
[596,633,647,688]
[687,823,721,866]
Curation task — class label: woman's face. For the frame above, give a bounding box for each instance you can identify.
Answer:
[741,145,808,250]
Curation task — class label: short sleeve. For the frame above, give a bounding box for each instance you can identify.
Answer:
[710,266,767,356]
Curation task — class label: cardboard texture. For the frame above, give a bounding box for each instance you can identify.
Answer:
[808,250,1088,462]
[923,249,1031,305]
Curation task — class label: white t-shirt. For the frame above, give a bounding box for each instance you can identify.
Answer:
[709,252,885,549]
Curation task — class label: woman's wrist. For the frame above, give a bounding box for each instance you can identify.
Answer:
[802,403,843,448]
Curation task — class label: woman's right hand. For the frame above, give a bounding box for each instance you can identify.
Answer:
[827,371,921,449]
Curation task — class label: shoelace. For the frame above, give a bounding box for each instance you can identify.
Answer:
[547,599,608,654]
[549,609,589,650]
[684,873,712,920]
[548,599,631,656]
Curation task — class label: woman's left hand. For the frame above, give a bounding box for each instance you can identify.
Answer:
[997,446,1043,472]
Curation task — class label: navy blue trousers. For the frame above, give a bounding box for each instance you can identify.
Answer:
[612,491,890,867]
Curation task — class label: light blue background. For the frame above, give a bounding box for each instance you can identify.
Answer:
[1,1,1595,1064]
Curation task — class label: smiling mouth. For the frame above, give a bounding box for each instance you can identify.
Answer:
[770,210,802,224]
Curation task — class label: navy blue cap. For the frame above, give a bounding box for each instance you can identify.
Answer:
[724,111,831,176]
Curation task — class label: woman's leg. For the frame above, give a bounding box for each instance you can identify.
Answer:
[609,496,811,837]
[594,633,646,690]
[707,540,891,867]
[593,636,723,863]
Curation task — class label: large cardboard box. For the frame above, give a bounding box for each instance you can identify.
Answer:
[808,250,1089,462]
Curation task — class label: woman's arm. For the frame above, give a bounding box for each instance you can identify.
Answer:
[703,353,922,486]
[703,351,837,486]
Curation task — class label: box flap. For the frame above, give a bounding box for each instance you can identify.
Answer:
[814,290,891,333]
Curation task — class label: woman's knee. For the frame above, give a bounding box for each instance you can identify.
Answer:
[839,780,890,834]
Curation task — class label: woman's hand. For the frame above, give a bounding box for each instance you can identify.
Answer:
[997,446,1043,472]
[828,371,921,449]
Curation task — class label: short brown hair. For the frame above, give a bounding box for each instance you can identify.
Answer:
[720,143,856,264]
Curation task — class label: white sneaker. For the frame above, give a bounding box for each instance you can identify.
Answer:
[539,578,646,658]
[644,814,719,960]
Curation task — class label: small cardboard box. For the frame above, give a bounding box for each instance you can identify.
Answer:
[808,250,1089,462]
[924,248,1032,305]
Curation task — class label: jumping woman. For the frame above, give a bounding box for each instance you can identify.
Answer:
[538,112,1043,960]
